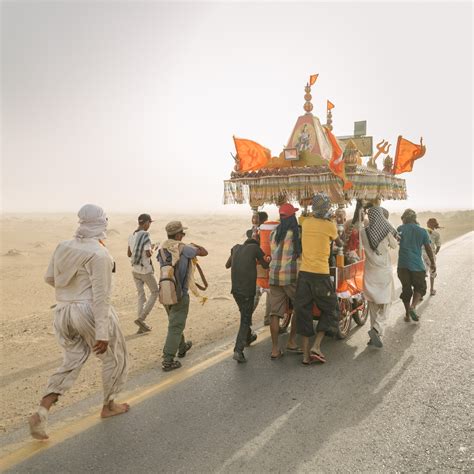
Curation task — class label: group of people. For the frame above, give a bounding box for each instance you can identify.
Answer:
[28,197,441,439]
[29,204,207,439]
[226,193,441,363]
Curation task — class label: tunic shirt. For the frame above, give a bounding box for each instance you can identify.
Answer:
[360,227,398,304]
[44,238,115,341]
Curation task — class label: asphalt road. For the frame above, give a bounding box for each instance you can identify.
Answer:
[6,233,474,473]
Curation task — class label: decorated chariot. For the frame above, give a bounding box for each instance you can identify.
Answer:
[223,74,426,338]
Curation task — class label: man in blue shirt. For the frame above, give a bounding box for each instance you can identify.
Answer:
[397,209,436,322]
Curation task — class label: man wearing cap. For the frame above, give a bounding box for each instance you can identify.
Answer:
[295,193,342,365]
[397,209,436,322]
[423,218,442,296]
[268,203,302,359]
[158,221,208,371]
[127,213,158,333]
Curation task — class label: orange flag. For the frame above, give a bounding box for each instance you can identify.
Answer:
[233,137,271,171]
[309,74,319,86]
[392,136,426,174]
[325,127,352,190]
[327,100,335,110]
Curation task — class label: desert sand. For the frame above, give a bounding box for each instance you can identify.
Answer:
[0,210,473,434]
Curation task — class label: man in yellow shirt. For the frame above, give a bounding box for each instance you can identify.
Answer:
[295,193,342,365]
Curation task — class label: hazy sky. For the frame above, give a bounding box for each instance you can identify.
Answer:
[1,1,472,214]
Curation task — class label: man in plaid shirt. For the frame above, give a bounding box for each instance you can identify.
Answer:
[268,203,302,359]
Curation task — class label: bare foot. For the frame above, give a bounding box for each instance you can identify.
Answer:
[29,412,49,440]
[101,402,130,418]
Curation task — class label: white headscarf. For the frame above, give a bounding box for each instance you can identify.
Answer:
[74,204,108,240]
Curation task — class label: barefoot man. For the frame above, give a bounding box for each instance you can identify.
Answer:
[29,204,129,440]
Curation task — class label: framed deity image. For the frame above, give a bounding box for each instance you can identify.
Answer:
[284,147,299,161]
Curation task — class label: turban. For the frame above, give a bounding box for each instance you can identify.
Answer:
[74,204,108,240]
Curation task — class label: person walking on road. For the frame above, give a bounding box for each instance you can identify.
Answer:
[423,218,442,296]
[397,209,436,322]
[127,213,158,334]
[356,202,398,348]
[158,221,208,371]
[268,203,301,359]
[295,193,341,365]
[29,204,129,440]
[226,231,270,363]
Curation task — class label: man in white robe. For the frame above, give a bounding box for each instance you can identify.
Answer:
[357,204,398,348]
[28,204,129,440]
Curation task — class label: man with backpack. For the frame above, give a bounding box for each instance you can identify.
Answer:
[157,221,208,372]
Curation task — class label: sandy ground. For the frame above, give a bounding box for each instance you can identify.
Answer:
[0,210,472,434]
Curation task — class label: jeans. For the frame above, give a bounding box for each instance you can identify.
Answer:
[132,272,159,321]
[233,293,254,353]
[163,294,190,362]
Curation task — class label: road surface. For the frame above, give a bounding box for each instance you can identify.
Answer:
[3,233,473,473]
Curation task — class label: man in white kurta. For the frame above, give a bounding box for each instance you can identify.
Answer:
[358,205,398,348]
[29,204,129,440]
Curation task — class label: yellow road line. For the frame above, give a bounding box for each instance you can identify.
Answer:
[0,330,270,471]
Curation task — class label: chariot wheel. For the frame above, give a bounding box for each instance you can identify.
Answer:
[353,299,369,326]
[336,298,352,339]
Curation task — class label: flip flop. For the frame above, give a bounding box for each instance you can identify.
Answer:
[404,314,410,322]
[302,353,325,365]
[430,290,437,296]
[286,346,303,354]
[310,351,326,363]
[270,350,284,360]
[409,309,419,322]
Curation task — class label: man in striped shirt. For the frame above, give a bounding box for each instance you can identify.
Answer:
[268,203,302,359]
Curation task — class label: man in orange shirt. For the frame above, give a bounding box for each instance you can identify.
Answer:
[295,193,342,365]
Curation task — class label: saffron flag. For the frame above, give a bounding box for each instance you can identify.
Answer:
[233,137,271,171]
[327,100,335,110]
[392,136,426,175]
[309,74,319,86]
[325,127,352,190]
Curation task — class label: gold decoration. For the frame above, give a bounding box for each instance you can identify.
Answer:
[343,140,362,166]
[367,139,391,169]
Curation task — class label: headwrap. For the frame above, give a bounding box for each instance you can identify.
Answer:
[275,215,302,258]
[74,204,108,240]
[365,207,398,253]
[312,192,332,219]
[401,208,417,224]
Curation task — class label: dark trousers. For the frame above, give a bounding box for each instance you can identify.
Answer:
[295,272,338,337]
[397,268,427,304]
[233,293,254,353]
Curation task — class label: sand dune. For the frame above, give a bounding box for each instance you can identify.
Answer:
[0,210,472,433]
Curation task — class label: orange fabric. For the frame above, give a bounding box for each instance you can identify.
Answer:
[233,137,271,171]
[393,135,426,175]
[327,100,335,110]
[309,74,319,86]
[325,127,352,190]
[256,221,278,289]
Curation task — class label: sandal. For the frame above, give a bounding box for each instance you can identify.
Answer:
[409,309,419,322]
[310,351,326,363]
[302,354,324,365]
[430,290,437,296]
[161,360,182,372]
[286,346,303,354]
[404,314,410,322]
[270,350,284,360]
[178,341,193,358]
[29,406,49,440]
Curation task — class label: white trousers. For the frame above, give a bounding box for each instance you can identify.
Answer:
[132,272,159,321]
[45,302,129,404]
[367,301,391,336]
